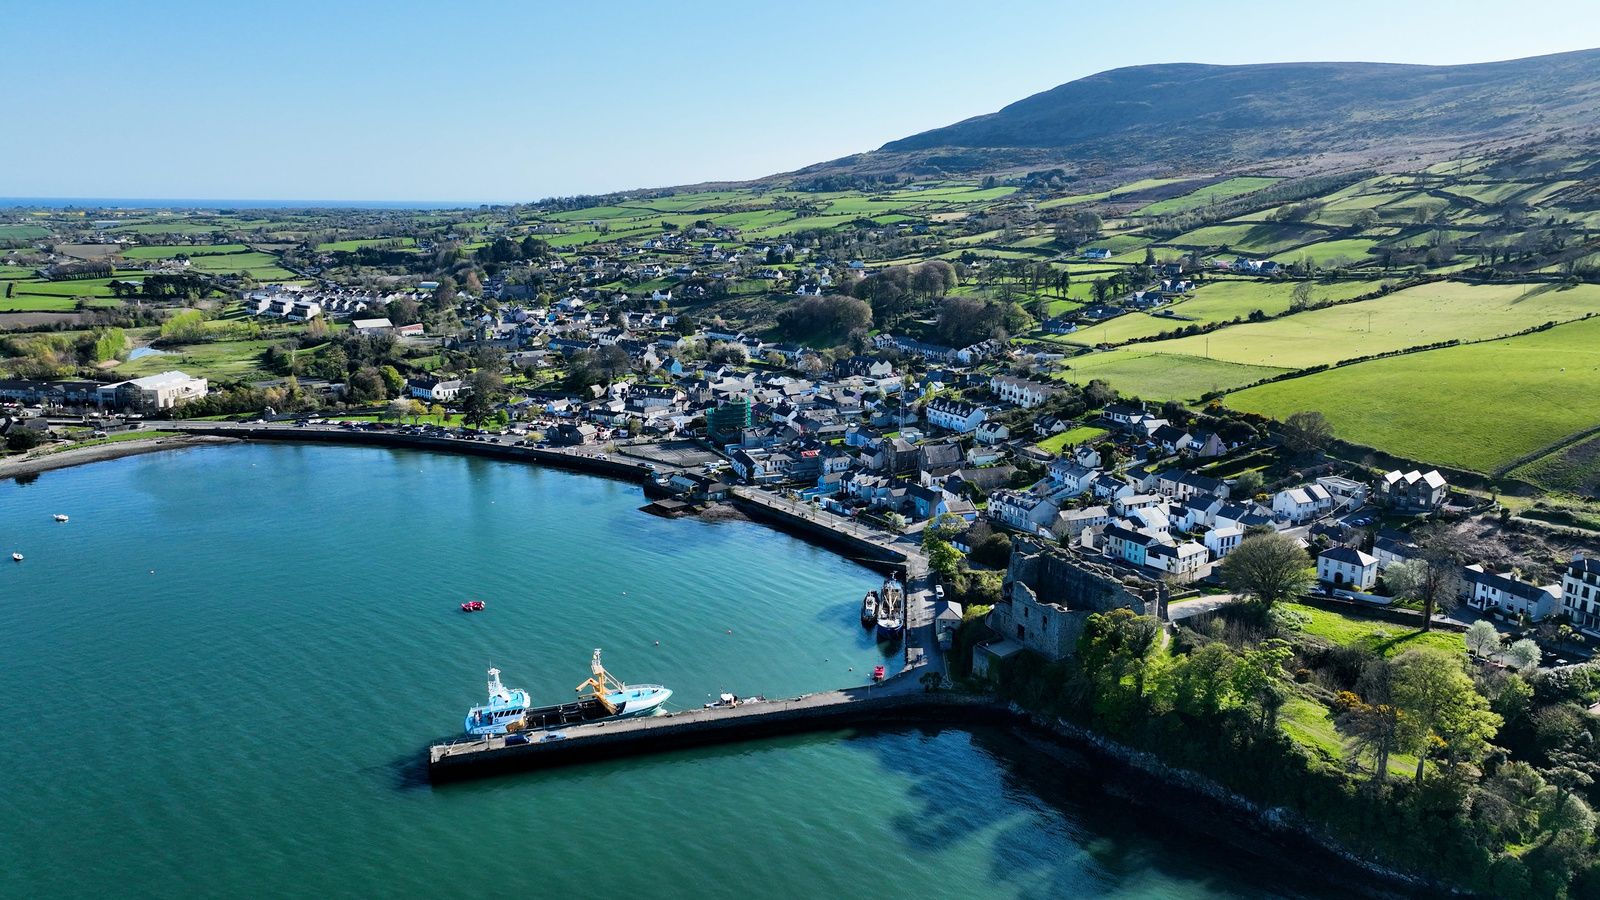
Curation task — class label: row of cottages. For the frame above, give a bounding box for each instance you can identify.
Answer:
[924,397,988,434]
[1149,424,1229,458]
[1462,565,1563,621]
[989,374,1057,409]
[1377,469,1449,512]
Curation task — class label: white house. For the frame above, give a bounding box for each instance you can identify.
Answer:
[989,374,1057,409]
[924,397,987,434]
[1272,484,1333,524]
[1463,565,1560,621]
[1561,556,1600,636]
[974,421,1010,445]
[988,490,1059,534]
[1204,525,1243,559]
[1148,541,1208,583]
[1317,547,1378,591]
[408,377,464,402]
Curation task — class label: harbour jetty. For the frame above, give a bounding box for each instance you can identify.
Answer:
[428,684,1004,783]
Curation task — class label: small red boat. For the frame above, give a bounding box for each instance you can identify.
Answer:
[872,665,885,682]
[460,600,486,612]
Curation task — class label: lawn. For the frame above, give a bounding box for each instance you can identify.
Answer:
[1284,602,1465,657]
[1268,238,1382,266]
[112,338,281,381]
[1056,349,1286,401]
[315,237,418,252]
[1142,282,1600,369]
[1034,424,1109,454]
[1226,318,1600,474]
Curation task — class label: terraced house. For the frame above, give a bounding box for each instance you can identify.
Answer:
[989,374,1058,408]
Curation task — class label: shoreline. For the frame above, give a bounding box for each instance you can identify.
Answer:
[0,434,241,481]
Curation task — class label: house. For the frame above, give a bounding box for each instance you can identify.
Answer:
[1082,248,1113,260]
[1152,469,1228,503]
[924,397,987,434]
[1377,469,1448,512]
[408,377,464,402]
[1315,475,1370,510]
[974,421,1010,445]
[1372,535,1418,570]
[1102,403,1146,427]
[989,374,1057,409]
[1185,430,1228,458]
[1053,505,1111,541]
[988,490,1060,534]
[1147,541,1208,583]
[1113,493,1160,516]
[1204,525,1243,559]
[1317,547,1378,591]
[95,371,208,412]
[1047,459,1098,495]
[1150,424,1191,455]
[1561,557,1600,635]
[351,317,395,334]
[551,422,597,445]
[1272,484,1333,524]
[1463,565,1561,621]
[1102,522,1162,568]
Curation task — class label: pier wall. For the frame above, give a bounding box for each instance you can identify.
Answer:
[428,691,1005,783]
[727,490,918,572]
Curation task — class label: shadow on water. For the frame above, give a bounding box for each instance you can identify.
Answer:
[849,724,1435,900]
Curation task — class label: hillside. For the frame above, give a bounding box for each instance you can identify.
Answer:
[876,49,1600,171]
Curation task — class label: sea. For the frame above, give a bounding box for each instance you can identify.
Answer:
[0,443,1360,898]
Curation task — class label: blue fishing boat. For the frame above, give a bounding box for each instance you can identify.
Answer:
[462,649,671,737]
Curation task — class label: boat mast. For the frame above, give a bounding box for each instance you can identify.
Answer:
[576,648,625,713]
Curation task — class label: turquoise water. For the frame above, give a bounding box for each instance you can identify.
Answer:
[0,445,1342,898]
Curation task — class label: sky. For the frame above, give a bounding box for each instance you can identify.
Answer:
[4,0,1598,203]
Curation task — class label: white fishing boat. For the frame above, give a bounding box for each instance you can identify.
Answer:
[11,553,22,562]
[53,514,69,523]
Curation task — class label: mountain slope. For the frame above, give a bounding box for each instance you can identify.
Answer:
[878,49,1600,168]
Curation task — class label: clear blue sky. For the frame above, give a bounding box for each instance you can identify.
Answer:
[5,1,1597,202]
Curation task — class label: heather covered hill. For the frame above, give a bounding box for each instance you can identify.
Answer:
[878,49,1600,169]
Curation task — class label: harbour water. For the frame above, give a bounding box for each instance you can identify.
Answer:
[1,444,1351,897]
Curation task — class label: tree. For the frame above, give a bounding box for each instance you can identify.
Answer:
[1413,524,1467,632]
[1504,637,1541,671]
[5,429,43,452]
[1335,689,1404,784]
[383,397,412,422]
[1290,280,1315,311]
[1231,469,1265,499]
[925,538,962,583]
[1078,608,1163,723]
[1280,410,1334,458]
[1232,638,1294,729]
[1391,647,1501,784]
[1466,620,1503,661]
[461,368,503,428]
[1219,533,1314,611]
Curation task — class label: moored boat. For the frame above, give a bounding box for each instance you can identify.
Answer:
[10,552,21,562]
[460,600,485,612]
[53,514,69,523]
[461,649,671,737]
[859,590,878,628]
[875,573,905,640]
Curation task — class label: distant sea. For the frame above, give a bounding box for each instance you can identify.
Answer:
[0,197,494,210]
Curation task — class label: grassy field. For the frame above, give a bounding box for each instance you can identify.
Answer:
[1133,176,1280,216]
[0,224,51,240]
[1143,282,1600,369]
[113,338,280,380]
[1226,318,1600,474]
[1280,696,1420,777]
[119,243,252,259]
[1509,431,1600,495]
[1268,237,1382,265]
[1034,424,1110,454]
[1168,222,1333,254]
[1052,278,1386,346]
[1285,602,1465,656]
[1056,349,1286,401]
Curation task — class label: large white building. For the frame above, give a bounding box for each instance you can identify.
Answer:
[924,397,987,434]
[989,374,1057,409]
[96,371,208,412]
[1562,557,1600,635]
[1317,546,1378,591]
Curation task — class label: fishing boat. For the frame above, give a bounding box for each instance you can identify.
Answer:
[53,514,68,523]
[460,600,485,612]
[10,552,22,562]
[875,573,905,640]
[859,590,878,628]
[462,649,671,737]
